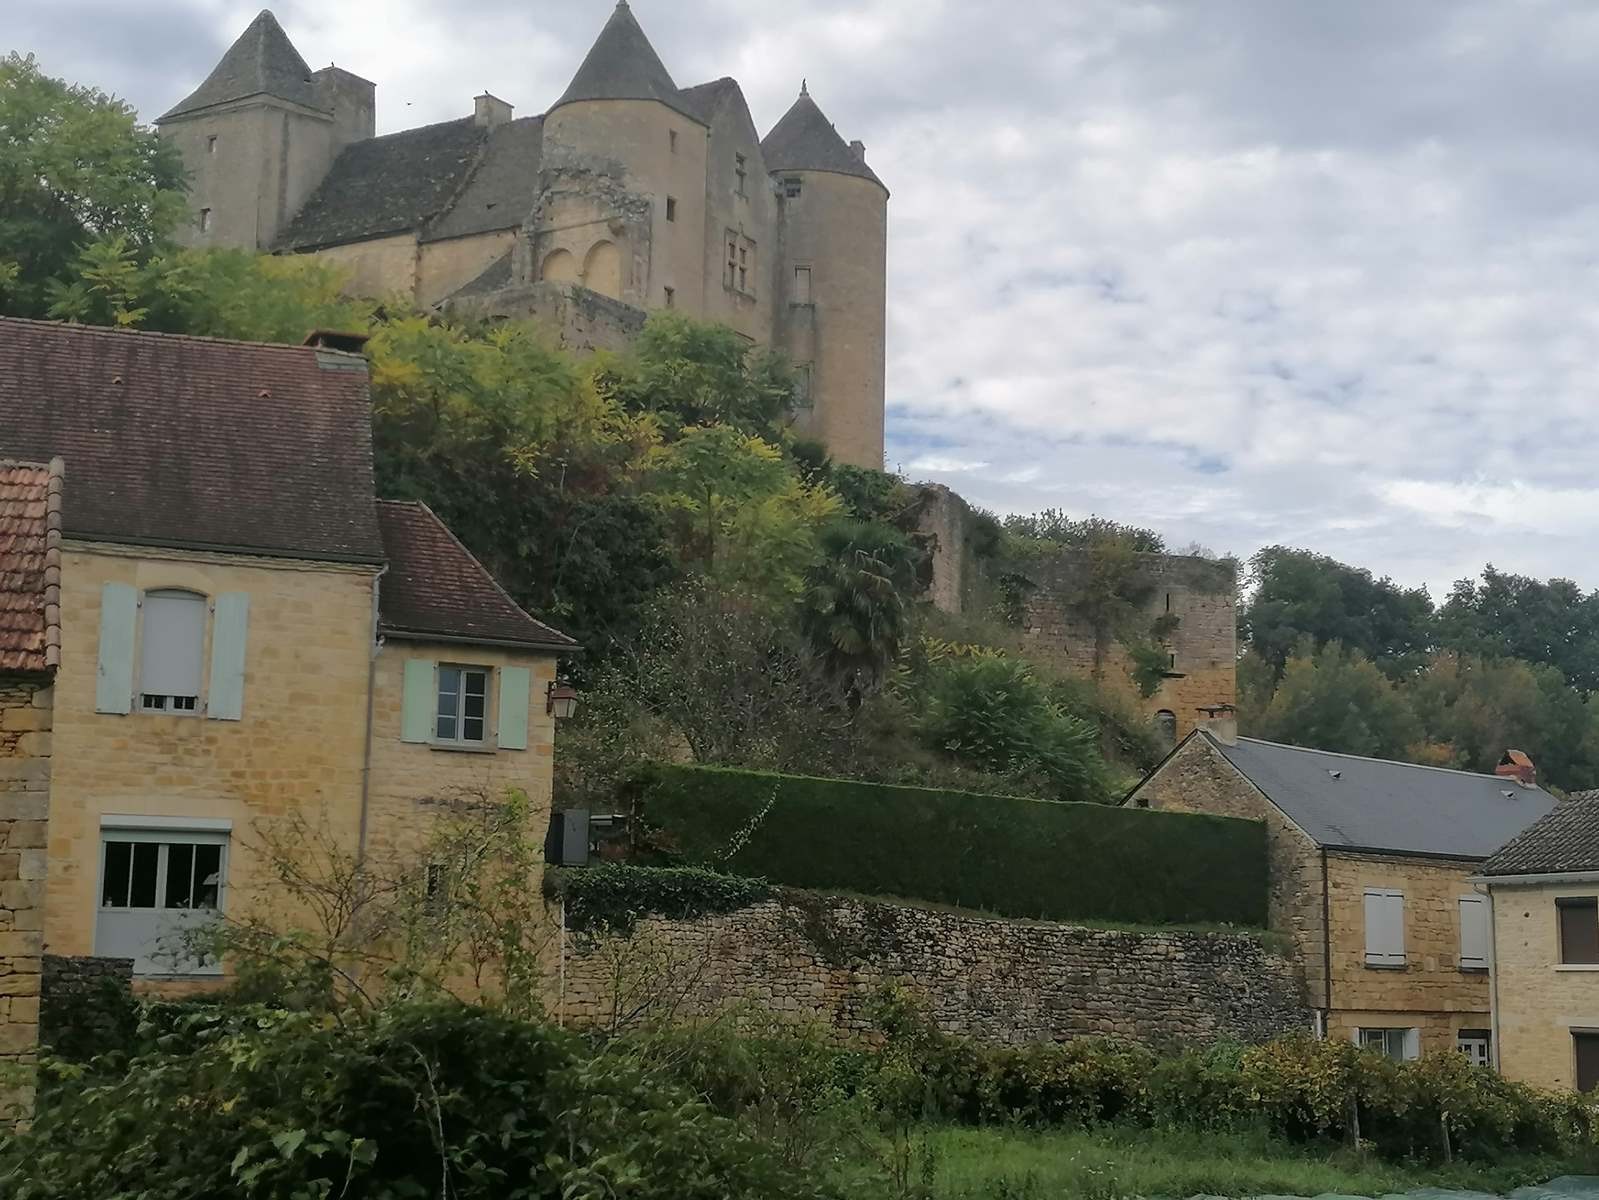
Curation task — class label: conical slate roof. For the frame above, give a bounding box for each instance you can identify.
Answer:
[159,10,325,121]
[551,1,702,123]
[762,86,885,191]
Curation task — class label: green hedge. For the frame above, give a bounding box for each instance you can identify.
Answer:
[624,764,1266,927]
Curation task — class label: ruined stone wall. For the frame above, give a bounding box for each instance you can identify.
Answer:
[0,675,50,1121]
[446,281,648,355]
[560,891,1309,1048]
[1001,550,1236,738]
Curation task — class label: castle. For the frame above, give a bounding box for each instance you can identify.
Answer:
[156,3,888,469]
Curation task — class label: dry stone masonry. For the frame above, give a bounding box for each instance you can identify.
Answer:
[560,891,1310,1047]
[0,678,50,1121]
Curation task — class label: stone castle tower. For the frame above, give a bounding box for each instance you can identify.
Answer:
[156,3,888,469]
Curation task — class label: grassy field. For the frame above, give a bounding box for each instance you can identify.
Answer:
[837,1125,1599,1199]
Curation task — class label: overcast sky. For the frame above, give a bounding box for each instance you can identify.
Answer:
[13,0,1599,596]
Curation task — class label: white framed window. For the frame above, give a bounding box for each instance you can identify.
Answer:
[792,265,812,304]
[1457,1030,1492,1067]
[435,664,490,744]
[1364,887,1406,967]
[1358,1027,1419,1061]
[1459,895,1490,970]
[139,589,206,713]
[96,821,229,976]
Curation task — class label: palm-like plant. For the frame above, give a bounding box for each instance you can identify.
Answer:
[800,519,921,696]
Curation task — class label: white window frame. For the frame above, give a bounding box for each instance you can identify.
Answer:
[1456,1031,1492,1067]
[434,663,493,746]
[95,816,231,977]
[1364,887,1406,968]
[138,588,208,716]
[1357,1027,1420,1061]
[1459,894,1490,971]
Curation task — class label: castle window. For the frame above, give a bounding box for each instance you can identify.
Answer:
[783,176,802,198]
[666,196,677,222]
[738,244,748,291]
[795,363,812,401]
[722,233,756,297]
[199,208,211,234]
[669,129,678,153]
[735,153,748,198]
[206,135,217,154]
[664,286,675,307]
[793,266,811,304]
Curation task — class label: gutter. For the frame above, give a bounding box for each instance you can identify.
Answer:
[1475,879,1502,1070]
[1321,847,1333,1032]
[1467,869,1599,887]
[379,626,579,654]
[357,564,389,866]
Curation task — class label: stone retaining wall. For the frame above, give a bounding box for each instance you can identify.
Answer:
[560,891,1310,1047]
[1,676,50,1122]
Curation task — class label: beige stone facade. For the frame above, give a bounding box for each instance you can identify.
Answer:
[1487,879,1599,1090]
[1130,734,1493,1055]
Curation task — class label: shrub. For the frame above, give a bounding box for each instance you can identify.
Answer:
[626,763,1268,927]
[548,863,773,933]
[1,1001,835,1200]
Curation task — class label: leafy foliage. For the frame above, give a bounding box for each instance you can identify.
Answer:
[1438,565,1599,695]
[548,864,773,934]
[624,762,1268,927]
[1251,642,1421,760]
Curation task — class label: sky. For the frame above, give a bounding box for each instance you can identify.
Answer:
[12,0,1599,598]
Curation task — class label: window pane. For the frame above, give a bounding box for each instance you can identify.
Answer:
[194,844,222,909]
[436,689,458,717]
[103,841,132,907]
[438,666,460,700]
[164,843,195,909]
[1560,899,1599,964]
[129,843,159,908]
[464,691,485,720]
[1577,1034,1599,1093]
[437,714,457,740]
[463,716,485,742]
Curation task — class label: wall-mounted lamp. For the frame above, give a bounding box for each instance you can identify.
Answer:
[546,681,579,719]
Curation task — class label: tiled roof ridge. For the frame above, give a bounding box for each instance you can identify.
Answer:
[0,315,367,363]
[1225,732,1548,787]
[375,499,576,648]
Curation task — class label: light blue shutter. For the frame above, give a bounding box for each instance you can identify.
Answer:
[401,660,435,743]
[497,666,531,751]
[1459,896,1489,968]
[206,593,249,720]
[95,582,138,714]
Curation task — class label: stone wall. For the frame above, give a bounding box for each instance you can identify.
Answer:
[559,891,1310,1048]
[38,954,133,1050]
[0,675,50,1121]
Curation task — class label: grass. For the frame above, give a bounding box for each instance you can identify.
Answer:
[836,1125,1599,1199]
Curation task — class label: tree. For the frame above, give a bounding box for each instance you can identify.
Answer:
[1251,642,1419,760]
[0,53,186,318]
[1240,546,1435,679]
[1001,510,1165,554]
[1437,566,1599,695]
[799,519,922,696]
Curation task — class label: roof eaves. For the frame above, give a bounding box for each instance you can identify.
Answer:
[64,530,386,568]
[379,625,577,653]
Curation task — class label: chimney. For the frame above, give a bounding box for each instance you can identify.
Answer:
[1496,749,1536,787]
[849,139,867,162]
[1196,703,1237,746]
[474,93,514,129]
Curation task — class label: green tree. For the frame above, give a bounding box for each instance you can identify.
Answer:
[800,519,922,695]
[0,53,186,318]
[1239,546,1435,679]
[1001,510,1165,555]
[1437,566,1599,695]
[1251,642,1419,759]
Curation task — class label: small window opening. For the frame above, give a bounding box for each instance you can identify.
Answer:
[783,176,802,198]
[665,196,677,222]
[793,265,811,304]
[199,208,212,234]
[669,129,678,153]
[1165,592,1171,612]
[664,286,675,307]
[206,135,217,155]
[735,152,748,198]
[795,363,812,400]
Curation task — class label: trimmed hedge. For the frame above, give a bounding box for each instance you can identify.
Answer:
[624,764,1267,927]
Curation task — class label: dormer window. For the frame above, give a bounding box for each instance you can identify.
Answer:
[139,590,206,714]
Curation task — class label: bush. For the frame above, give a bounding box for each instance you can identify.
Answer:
[625,763,1268,927]
[1,1001,834,1200]
[547,863,773,933]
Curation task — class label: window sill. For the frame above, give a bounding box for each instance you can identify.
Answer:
[429,741,499,756]
[1364,961,1408,971]
[1555,964,1599,972]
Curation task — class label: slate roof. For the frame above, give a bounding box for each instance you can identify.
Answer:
[677,77,741,124]
[1482,798,1599,876]
[1196,734,1558,860]
[0,317,384,564]
[160,9,326,122]
[376,501,575,651]
[551,0,704,124]
[276,118,490,250]
[424,116,544,243]
[762,87,886,191]
[0,459,62,674]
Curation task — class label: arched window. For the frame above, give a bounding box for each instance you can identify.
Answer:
[540,248,577,284]
[1154,709,1177,748]
[140,589,207,712]
[582,240,621,299]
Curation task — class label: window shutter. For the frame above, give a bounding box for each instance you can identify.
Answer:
[206,593,249,721]
[95,582,139,714]
[497,666,531,751]
[1459,896,1489,969]
[401,660,435,743]
[1364,889,1405,965]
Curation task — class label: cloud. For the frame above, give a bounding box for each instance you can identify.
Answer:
[14,0,1599,596]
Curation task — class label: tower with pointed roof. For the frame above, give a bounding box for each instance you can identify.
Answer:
[157,2,887,468]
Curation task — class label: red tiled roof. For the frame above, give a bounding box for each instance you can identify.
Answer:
[0,458,62,673]
[0,317,384,563]
[375,501,575,652]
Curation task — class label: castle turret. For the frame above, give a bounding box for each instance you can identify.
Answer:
[533,1,708,310]
[156,10,373,251]
[763,85,888,470]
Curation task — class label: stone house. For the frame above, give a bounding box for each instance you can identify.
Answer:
[0,457,62,1117]
[1476,798,1599,1089]
[1126,723,1556,1062]
[1,316,574,993]
[155,3,888,469]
